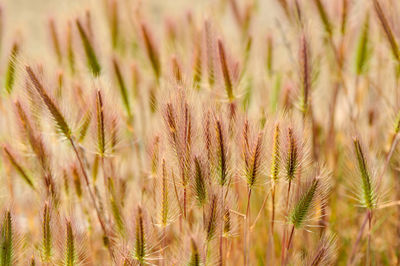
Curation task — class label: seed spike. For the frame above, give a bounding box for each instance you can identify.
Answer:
[355,13,370,75]
[215,120,228,186]
[188,238,200,266]
[49,18,62,64]
[96,89,106,157]
[4,41,19,94]
[76,18,101,76]
[65,221,75,266]
[3,146,35,189]
[206,195,218,242]
[246,132,263,188]
[270,123,281,182]
[1,211,13,266]
[286,128,298,181]
[289,178,319,228]
[218,39,234,101]
[193,156,207,206]
[141,23,161,81]
[26,66,71,139]
[353,138,375,209]
[161,160,169,227]
[112,57,131,117]
[372,0,400,63]
[312,0,332,37]
[42,203,52,262]
[133,207,146,263]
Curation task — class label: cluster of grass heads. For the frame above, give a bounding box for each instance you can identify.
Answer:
[1,0,400,264]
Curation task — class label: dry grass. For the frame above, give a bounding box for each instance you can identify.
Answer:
[0,0,400,265]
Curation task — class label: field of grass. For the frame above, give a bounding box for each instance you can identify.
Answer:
[0,0,400,265]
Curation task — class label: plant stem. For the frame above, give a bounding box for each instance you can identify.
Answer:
[283,225,295,265]
[348,211,370,265]
[69,138,114,260]
[244,187,252,266]
[280,180,292,265]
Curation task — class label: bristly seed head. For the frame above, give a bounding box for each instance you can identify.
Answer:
[353,138,376,209]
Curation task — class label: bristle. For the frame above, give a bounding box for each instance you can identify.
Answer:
[308,234,337,266]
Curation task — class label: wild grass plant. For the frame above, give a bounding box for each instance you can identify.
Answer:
[0,0,400,265]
